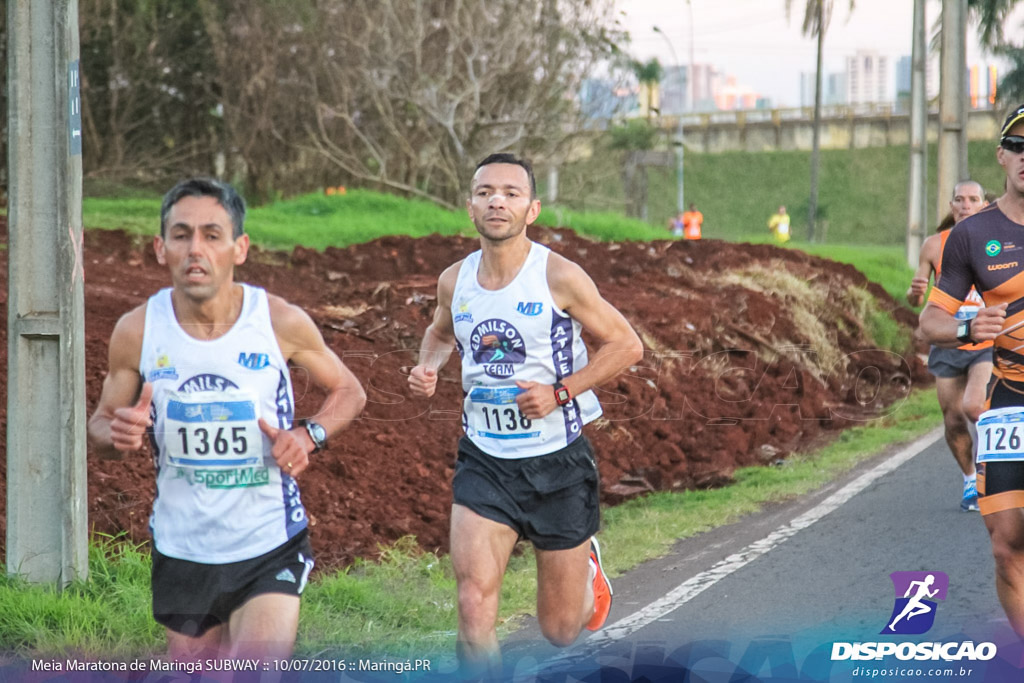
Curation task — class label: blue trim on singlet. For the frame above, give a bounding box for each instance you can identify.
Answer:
[275,370,307,538]
[550,309,582,445]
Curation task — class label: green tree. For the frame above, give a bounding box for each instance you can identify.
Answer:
[967,0,1021,48]
[995,44,1024,103]
[78,0,220,182]
[632,58,664,120]
[965,0,1024,105]
[785,0,855,242]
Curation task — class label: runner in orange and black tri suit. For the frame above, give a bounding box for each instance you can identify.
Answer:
[907,181,991,512]
[921,103,1024,636]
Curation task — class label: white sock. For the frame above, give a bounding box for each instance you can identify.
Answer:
[964,472,977,485]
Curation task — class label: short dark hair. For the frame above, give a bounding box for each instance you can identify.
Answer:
[160,178,246,238]
[952,179,983,199]
[473,153,537,199]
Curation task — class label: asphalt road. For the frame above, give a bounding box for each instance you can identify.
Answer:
[500,428,1024,682]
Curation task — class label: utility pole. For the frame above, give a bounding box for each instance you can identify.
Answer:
[653,25,685,215]
[6,0,88,585]
[808,0,826,243]
[937,0,968,221]
[907,0,928,267]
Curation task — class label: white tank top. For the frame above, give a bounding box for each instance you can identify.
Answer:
[452,242,602,458]
[139,284,307,563]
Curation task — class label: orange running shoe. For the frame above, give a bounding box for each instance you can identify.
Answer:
[586,537,613,631]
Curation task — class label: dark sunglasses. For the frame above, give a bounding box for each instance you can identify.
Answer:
[1002,135,1024,154]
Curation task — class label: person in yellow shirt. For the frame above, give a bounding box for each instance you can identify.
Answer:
[767,205,791,243]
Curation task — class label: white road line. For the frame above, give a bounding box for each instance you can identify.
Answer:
[564,427,944,662]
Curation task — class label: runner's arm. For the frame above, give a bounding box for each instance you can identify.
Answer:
[409,263,459,398]
[920,226,1006,347]
[270,296,366,462]
[87,307,149,460]
[515,253,643,419]
[920,301,1007,348]
[906,234,939,307]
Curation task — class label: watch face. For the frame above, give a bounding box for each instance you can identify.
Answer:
[306,421,327,448]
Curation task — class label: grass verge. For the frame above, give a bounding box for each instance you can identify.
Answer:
[0,390,941,658]
[82,191,661,250]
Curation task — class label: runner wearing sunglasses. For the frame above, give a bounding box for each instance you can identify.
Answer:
[920,103,1024,636]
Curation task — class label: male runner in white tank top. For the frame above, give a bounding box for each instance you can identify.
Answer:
[409,154,644,676]
[88,178,366,662]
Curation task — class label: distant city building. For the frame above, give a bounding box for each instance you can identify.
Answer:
[895,54,939,102]
[800,71,847,107]
[893,54,994,110]
[659,65,689,114]
[969,63,999,109]
[714,75,761,110]
[827,73,848,105]
[846,50,890,104]
[690,63,723,112]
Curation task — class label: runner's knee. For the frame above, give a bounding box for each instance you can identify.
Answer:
[456,578,500,627]
[990,526,1024,578]
[943,409,968,433]
[539,615,582,648]
[963,399,984,423]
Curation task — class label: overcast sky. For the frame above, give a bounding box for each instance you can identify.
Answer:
[617,0,1024,107]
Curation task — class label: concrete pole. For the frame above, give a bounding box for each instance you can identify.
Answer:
[807,1,825,243]
[547,166,559,204]
[653,25,685,214]
[907,0,928,267]
[937,0,968,222]
[6,0,87,585]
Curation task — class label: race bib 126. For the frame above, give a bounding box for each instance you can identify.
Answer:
[977,407,1024,463]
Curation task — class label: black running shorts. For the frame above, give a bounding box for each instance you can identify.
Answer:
[927,345,992,379]
[151,530,314,636]
[979,378,1024,516]
[452,435,600,551]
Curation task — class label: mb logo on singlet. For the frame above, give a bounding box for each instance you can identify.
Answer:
[881,571,949,635]
[470,319,527,378]
[516,301,543,317]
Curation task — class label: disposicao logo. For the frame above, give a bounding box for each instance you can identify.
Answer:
[881,571,947,635]
[830,571,997,663]
[986,240,1003,257]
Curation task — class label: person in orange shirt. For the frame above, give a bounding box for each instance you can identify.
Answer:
[907,179,990,512]
[681,203,703,240]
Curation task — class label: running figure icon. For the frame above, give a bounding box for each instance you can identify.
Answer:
[887,574,939,632]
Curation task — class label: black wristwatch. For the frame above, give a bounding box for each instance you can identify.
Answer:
[956,319,973,344]
[553,381,573,406]
[299,419,328,453]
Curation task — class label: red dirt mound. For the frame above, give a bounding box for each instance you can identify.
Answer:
[0,218,927,571]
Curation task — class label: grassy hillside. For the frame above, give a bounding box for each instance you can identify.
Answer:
[549,140,1008,245]
[82,190,667,249]
[82,189,915,305]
